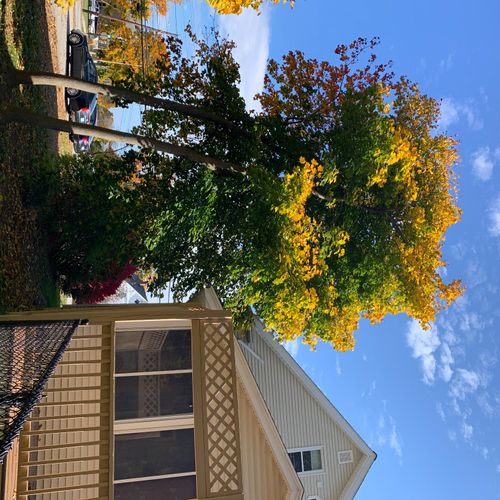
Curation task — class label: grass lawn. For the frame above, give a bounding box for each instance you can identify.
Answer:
[0,0,60,312]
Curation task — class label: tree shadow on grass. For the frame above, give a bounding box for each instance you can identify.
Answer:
[0,0,61,312]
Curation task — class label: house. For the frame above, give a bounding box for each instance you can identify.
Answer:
[0,288,374,499]
[0,296,302,500]
[103,274,149,304]
[240,320,376,500]
[194,288,377,500]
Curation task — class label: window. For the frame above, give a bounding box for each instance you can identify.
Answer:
[114,329,193,420]
[114,325,195,500]
[288,447,323,474]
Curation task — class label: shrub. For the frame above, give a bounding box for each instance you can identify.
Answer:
[33,152,153,297]
[73,263,138,303]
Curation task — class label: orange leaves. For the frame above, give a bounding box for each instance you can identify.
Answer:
[99,23,169,83]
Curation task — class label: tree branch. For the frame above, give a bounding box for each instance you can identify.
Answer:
[0,108,247,175]
[5,69,241,131]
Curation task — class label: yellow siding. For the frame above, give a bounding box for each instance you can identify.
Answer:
[16,324,112,500]
[237,377,290,500]
[243,331,363,500]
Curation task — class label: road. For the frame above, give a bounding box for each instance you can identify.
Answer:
[48,0,83,152]
[50,0,83,74]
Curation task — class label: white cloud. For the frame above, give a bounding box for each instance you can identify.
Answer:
[439,343,454,382]
[497,464,500,473]
[283,339,300,358]
[389,425,403,459]
[489,197,500,237]
[406,320,440,385]
[439,53,454,71]
[448,429,457,442]
[362,354,368,362]
[449,368,482,401]
[439,98,460,129]
[482,447,489,460]
[376,410,403,462]
[335,355,342,376]
[460,421,474,442]
[438,98,483,131]
[477,392,500,418]
[472,147,495,181]
[219,9,270,112]
[436,402,446,421]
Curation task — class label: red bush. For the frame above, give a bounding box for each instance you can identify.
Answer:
[73,263,138,304]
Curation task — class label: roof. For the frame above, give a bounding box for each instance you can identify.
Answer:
[125,274,148,301]
[189,287,376,497]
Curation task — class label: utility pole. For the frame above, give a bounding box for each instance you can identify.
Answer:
[139,0,145,76]
[82,9,179,38]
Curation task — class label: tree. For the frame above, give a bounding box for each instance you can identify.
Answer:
[206,0,293,15]
[126,31,463,350]
[99,0,179,21]
[96,22,170,83]
[3,32,463,351]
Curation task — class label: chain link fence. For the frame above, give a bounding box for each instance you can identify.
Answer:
[0,319,84,462]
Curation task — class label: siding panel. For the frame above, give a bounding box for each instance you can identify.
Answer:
[237,377,289,500]
[16,324,112,500]
[243,330,363,500]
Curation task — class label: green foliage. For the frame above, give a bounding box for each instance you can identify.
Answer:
[55,30,462,350]
[128,32,461,350]
[32,152,165,296]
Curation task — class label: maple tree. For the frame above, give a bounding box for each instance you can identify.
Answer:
[99,0,179,20]
[124,32,463,350]
[96,21,169,83]
[6,32,462,350]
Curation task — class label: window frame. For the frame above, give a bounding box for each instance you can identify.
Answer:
[287,446,325,476]
[113,320,196,491]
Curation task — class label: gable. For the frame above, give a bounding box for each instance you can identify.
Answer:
[241,321,375,500]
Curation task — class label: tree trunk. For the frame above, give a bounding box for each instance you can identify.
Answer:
[0,108,247,175]
[5,69,240,131]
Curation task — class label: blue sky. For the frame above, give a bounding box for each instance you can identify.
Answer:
[161,1,500,497]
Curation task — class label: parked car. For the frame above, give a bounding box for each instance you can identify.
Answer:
[69,95,98,152]
[66,29,99,152]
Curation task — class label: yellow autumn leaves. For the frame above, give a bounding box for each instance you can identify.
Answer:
[207,0,293,14]
[54,0,293,14]
[54,0,75,8]
[263,158,356,349]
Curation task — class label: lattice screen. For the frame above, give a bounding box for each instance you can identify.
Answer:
[194,319,243,499]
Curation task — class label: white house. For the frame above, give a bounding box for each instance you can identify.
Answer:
[239,319,376,500]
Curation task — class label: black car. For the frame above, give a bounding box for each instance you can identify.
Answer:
[66,29,98,152]
[66,29,98,112]
[69,94,98,152]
